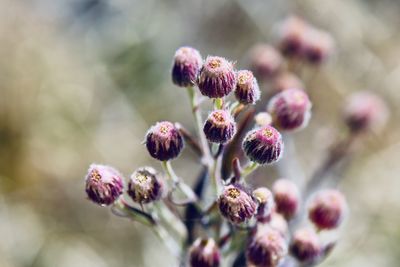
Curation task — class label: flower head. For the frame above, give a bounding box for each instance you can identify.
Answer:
[234,70,261,105]
[197,56,236,98]
[172,46,203,87]
[253,187,275,223]
[272,179,300,220]
[127,167,164,204]
[290,228,321,263]
[145,121,184,161]
[85,164,124,206]
[248,44,282,80]
[189,238,221,267]
[268,88,312,131]
[218,184,257,224]
[203,110,236,143]
[272,72,304,93]
[277,16,308,58]
[246,226,288,267]
[243,125,284,165]
[303,28,334,65]
[308,189,347,230]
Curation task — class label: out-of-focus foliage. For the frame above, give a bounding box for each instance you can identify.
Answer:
[1,0,400,266]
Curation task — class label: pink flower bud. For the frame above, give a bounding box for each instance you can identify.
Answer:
[272,179,300,220]
[234,70,261,105]
[203,110,236,144]
[290,228,321,263]
[302,28,334,65]
[189,238,221,267]
[272,72,304,93]
[127,167,164,204]
[85,164,124,206]
[253,187,275,223]
[248,44,282,80]
[277,16,308,58]
[172,46,203,87]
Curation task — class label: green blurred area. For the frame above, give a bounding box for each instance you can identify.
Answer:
[1,0,400,266]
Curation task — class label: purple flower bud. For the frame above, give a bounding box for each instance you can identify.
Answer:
[234,70,261,105]
[272,72,304,93]
[268,88,312,131]
[242,125,284,165]
[303,28,334,65]
[277,16,308,58]
[308,189,347,230]
[85,164,124,206]
[189,238,221,267]
[145,121,184,161]
[272,179,300,220]
[253,187,275,223]
[290,228,321,264]
[197,56,236,98]
[218,184,257,224]
[127,167,164,204]
[203,110,236,143]
[269,212,288,236]
[246,227,288,267]
[172,46,203,87]
[343,91,389,134]
[248,44,282,80]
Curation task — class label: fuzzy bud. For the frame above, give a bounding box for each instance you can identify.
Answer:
[203,110,236,143]
[127,167,164,204]
[145,121,184,161]
[189,238,221,267]
[234,70,261,105]
[277,16,308,58]
[269,212,288,236]
[242,125,284,165]
[255,112,272,127]
[218,184,257,224]
[343,91,389,134]
[172,46,203,87]
[253,187,275,223]
[85,164,124,206]
[272,179,300,220]
[197,56,236,98]
[290,228,321,263]
[308,189,347,230]
[272,72,304,93]
[248,44,282,80]
[303,29,334,65]
[268,88,312,131]
[246,227,288,267]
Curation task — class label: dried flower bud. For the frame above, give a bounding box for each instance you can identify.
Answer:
[272,179,300,220]
[343,91,389,134]
[308,189,347,230]
[269,212,288,236]
[85,164,124,206]
[242,125,284,165]
[268,88,312,131]
[189,238,221,267]
[255,112,272,127]
[277,16,308,58]
[290,228,321,263]
[272,72,304,93]
[198,56,236,98]
[248,44,282,79]
[145,121,184,161]
[303,28,334,65]
[253,187,275,223]
[127,167,164,204]
[203,110,236,143]
[246,227,288,267]
[172,46,203,87]
[218,184,257,224]
[234,70,261,105]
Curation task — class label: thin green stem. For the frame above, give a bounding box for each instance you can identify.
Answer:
[241,162,259,180]
[214,98,224,109]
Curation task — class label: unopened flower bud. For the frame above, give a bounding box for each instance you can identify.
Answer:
[242,125,284,165]
[198,56,236,98]
[248,44,282,79]
[255,112,272,127]
[269,212,288,236]
[85,164,124,206]
[172,46,203,87]
[127,167,164,204]
[268,88,312,131]
[246,227,288,267]
[308,189,347,230]
[234,70,260,105]
[272,72,304,93]
[290,228,321,263]
[272,179,300,220]
[303,28,334,65]
[189,238,221,267]
[145,121,184,161]
[203,110,236,143]
[218,184,257,224]
[253,187,275,223]
[343,91,389,134]
[277,16,308,58]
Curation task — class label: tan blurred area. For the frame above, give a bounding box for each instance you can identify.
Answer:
[1,0,400,266]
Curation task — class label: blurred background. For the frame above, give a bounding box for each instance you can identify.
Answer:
[1,0,400,266]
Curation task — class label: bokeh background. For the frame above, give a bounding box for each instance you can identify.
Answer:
[1,0,400,266]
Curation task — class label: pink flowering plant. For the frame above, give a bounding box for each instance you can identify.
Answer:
[84,16,388,267]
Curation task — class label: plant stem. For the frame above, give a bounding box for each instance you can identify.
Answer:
[241,162,259,180]
[215,98,224,109]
